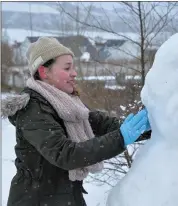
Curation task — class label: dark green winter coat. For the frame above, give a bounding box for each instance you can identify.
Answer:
[3,88,151,206]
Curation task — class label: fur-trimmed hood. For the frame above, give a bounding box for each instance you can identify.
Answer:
[1,93,30,119]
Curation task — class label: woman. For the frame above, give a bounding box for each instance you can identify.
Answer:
[2,37,151,206]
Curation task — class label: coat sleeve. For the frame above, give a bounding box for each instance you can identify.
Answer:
[17,100,125,171]
[89,110,121,136]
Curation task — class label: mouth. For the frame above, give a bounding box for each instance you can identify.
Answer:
[68,80,75,86]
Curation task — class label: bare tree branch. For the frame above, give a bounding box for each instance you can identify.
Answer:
[58,3,140,46]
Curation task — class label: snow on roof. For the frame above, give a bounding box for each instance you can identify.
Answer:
[84,31,139,42]
[45,30,139,42]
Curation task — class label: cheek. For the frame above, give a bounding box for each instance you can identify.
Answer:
[53,70,69,83]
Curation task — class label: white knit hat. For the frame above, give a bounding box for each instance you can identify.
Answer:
[26,37,74,76]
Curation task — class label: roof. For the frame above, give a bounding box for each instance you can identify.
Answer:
[105,39,126,47]
[95,42,105,46]
[12,41,22,48]
[26,36,40,43]
[93,39,127,61]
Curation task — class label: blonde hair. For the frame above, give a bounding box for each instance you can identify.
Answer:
[72,84,80,96]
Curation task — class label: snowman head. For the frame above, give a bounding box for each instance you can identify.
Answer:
[141,33,178,141]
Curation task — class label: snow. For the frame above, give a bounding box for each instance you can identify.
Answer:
[1,93,109,206]
[125,75,141,80]
[120,105,126,111]
[80,52,90,62]
[2,2,59,14]
[107,33,178,206]
[105,85,126,90]
[2,119,16,206]
[2,27,139,45]
[76,76,115,81]
[2,28,58,44]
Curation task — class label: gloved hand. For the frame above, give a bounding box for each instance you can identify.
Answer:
[120,109,151,146]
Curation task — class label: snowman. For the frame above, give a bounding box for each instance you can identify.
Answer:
[107,33,178,206]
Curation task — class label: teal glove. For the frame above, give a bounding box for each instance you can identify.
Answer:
[120,109,151,146]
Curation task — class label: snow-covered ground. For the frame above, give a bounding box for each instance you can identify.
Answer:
[1,93,110,206]
[2,118,16,206]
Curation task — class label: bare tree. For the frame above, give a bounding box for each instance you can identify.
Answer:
[28,2,33,37]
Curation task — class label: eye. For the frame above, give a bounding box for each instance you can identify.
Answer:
[64,67,70,71]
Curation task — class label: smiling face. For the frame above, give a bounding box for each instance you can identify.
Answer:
[41,55,77,94]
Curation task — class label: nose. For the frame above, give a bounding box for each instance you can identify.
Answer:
[71,69,77,77]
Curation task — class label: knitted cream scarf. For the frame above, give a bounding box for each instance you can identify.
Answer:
[26,77,104,181]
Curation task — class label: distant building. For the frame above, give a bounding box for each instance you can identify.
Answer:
[99,39,127,61]
[94,37,159,62]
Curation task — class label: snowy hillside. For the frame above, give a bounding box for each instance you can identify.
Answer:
[2,28,59,44]
[2,27,140,45]
[1,2,132,34]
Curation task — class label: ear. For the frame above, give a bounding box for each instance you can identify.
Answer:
[38,66,47,79]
